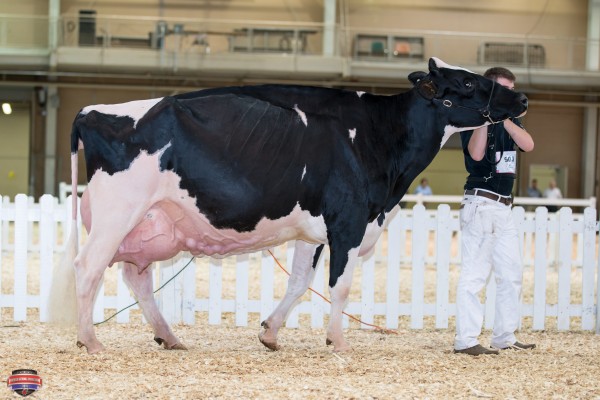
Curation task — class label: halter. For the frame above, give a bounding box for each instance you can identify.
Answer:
[430,80,498,124]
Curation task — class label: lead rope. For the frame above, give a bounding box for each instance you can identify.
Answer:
[96,250,397,335]
[267,249,397,335]
[94,257,196,326]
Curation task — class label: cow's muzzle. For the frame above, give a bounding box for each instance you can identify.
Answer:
[517,93,528,117]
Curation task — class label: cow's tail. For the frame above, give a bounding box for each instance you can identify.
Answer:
[48,120,82,325]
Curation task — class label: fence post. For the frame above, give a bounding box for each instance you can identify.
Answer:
[116,263,133,323]
[581,207,596,330]
[532,207,548,330]
[39,194,55,322]
[260,250,275,323]
[64,195,73,250]
[435,204,451,329]
[181,257,196,325]
[2,197,9,252]
[360,250,375,329]
[557,207,573,330]
[411,204,426,329]
[512,206,525,328]
[235,253,250,327]
[14,194,28,321]
[158,255,190,324]
[523,213,535,267]
[385,213,402,329]
[208,257,223,325]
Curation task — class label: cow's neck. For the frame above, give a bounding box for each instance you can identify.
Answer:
[378,91,448,211]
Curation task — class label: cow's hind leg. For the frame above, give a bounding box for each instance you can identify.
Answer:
[259,242,323,350]
[74,241,115,354]
[122,262,187,350]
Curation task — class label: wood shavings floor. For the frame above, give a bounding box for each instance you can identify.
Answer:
[0,321,598,399]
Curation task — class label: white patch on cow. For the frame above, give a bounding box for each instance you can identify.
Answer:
[159,141,172,154]
[294,104,308,127]
[301,165,307,181]
[81,97,164,128]
[358,205,400,257]
[356,91,365,98]
[440,122,492,149]
[432,57,474,73]
[348,128,357,143]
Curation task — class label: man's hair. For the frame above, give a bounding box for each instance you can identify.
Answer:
[484,67,516,82]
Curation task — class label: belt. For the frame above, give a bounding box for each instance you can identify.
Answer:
[464,189,512,205]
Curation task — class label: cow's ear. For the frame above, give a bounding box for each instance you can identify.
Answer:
[408,71,427,85]
[428,57,439,73]
[416,80,438,100]
[409,71,438,100]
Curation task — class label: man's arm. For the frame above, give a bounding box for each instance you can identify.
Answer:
[504,119,534,152]
[467,126,489,161]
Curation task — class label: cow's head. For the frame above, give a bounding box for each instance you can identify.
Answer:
[409,57,528,134]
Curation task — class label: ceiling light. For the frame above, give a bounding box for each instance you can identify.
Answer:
[2,103,11,115]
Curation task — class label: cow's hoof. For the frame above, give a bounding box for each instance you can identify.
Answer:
[259,334,281,351]
[326,337,351,352]
[165,342,188,350]
[154,337,187,350]
[259,322,281,351]
[333,344,352,353]
[76,340,105,354]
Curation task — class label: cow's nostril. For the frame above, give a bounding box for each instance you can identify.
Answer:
[520,94,528,108]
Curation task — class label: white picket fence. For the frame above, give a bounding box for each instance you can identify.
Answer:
[0,193,599,333]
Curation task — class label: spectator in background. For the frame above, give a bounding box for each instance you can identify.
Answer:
[414,178,433,196]
[527,178,542,198]
[544,180,563,212]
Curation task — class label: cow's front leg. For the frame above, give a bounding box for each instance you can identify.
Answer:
[259,242,324,350]
[122,262,187,350]
[326,247,360,352]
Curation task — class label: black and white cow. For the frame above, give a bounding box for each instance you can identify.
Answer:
[50,57,527,354]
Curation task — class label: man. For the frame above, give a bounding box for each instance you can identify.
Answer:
[527,179,542,198]
[544,180,563,212]
[414,178,433,196]
[454,67,536,356]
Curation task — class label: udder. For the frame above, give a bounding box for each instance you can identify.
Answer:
[112,204,186,269]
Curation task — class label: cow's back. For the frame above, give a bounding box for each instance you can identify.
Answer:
[72,85,378,236]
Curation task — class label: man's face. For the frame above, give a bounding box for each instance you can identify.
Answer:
[497,77,515,90]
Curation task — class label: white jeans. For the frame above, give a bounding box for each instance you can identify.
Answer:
[454,193,523,350]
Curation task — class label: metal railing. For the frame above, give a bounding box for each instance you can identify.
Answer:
[0,13,597,72]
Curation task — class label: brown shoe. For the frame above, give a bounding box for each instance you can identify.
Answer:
[496,341,536,350]
[454,344,499,356]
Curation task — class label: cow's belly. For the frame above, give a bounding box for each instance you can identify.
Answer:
[111,200,327,268]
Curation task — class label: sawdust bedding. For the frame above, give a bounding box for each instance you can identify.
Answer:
[0,317,598,399]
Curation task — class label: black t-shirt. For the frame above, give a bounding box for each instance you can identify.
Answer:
[461,119,524,196]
